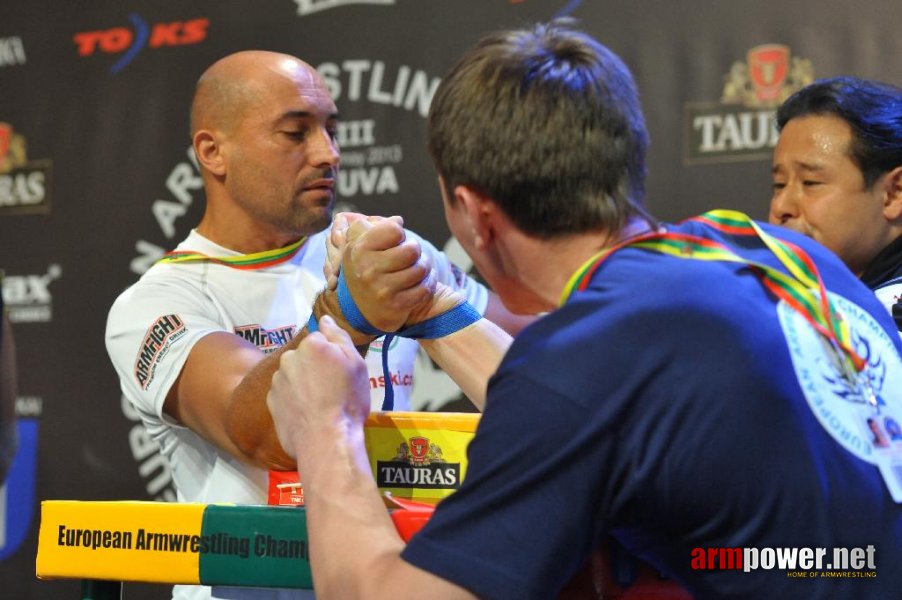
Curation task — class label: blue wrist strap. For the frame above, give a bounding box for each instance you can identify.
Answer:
[380,333,397,411]
[379,302,480,411]
[337,270,383,336]
[395,302,481,339]
[309,271,482,411]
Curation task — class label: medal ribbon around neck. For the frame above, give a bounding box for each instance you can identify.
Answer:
[156,237,307,270]
[560,209,865,374]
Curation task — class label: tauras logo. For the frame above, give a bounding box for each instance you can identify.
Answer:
[377,463,460,488]
[376,436,461,489]
[294,0,394,16]
[0,37,26,67]
[0,122,52,215]
[684,44,814,164]
[134,314,187,390]
[1,264,61,323]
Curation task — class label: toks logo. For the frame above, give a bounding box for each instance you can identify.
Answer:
[376,437,461,489]
[0,123,52,216]
[683,44,814,164]
[73,15,209,74]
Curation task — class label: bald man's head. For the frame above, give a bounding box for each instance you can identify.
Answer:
[189,50,321,138]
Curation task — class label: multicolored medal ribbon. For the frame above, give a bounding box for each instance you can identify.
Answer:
[560,209,865,376]
[156,237,307,270]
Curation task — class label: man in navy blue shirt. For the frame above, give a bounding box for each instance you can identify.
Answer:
[267,20,902,599]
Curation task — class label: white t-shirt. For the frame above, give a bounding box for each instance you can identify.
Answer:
[104,228,488,600]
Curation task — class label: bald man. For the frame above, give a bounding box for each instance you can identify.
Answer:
[105,51,524,600]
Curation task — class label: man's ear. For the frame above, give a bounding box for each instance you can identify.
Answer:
[454,185,497,250]
[882,166,902,220]
[193,130,226,176]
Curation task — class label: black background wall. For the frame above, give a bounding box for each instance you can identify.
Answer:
[1,1,900,598]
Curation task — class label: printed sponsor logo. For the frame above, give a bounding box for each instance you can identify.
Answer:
[0,37,26,67]
[0,123,52,216]
[376,437,461,489]
[684,44,814,164]
[369,369,413,390]
[134,314,187,390]
[234,324,297,353]
[1,264,61,323]
[294,0,395,16]
[367,336,412,390]
[73,15,209,74]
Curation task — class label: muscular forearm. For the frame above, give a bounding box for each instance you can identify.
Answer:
[293,417,406,599]
[226,290,375,469]
[292,415,475,599]
[419,318,512,411]
[266,316,475,600]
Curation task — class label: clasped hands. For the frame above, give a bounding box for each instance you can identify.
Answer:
[268,213,463,458]
[321,212,463,340]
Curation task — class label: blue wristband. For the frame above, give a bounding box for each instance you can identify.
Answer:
[316,273,482,413]
[381,333,396,412]
[337,270,385,336]
[397,302,481,339]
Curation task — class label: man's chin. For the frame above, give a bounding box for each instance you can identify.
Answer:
[307,204,335,234]
[292,197,335,234]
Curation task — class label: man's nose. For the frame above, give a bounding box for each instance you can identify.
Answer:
[769,184,798,225]
[311,128,340,168]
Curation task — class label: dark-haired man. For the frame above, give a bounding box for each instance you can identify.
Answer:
[268,21,902,600]
[770,76,902,330]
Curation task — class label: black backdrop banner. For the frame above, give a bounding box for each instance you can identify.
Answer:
[2,1,901,597]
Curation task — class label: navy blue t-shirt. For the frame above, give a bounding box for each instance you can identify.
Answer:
[402,218,902,599]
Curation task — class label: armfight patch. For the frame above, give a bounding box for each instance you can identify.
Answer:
[134,314,187,390]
